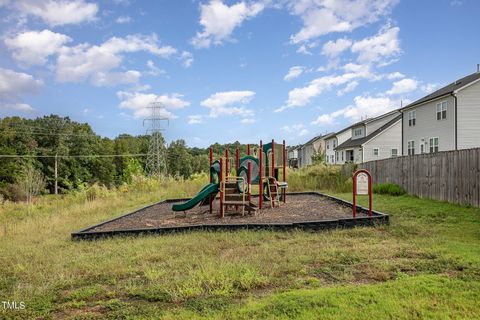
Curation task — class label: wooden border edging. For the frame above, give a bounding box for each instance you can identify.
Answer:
[71,192,389,240]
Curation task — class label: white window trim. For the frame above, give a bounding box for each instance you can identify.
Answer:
[429,137,439,153]
[373,148,379,156]
[407,140,415,155]
[391,148,398,157]
[436,101,447,120]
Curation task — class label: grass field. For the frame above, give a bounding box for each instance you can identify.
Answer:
[1,175,480,319]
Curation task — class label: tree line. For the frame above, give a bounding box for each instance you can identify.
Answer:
[0,115,255,201]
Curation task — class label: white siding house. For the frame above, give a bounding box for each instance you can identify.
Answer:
[335,112,402,164]
[298,133,334,167]
[401,70,480,155]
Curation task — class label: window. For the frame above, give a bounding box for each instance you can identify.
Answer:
[391,149,398,157]
[336,152,338,161]
[341,151,344,161]
[327,142,330,150]
[436,101,447,120]
[333,140,336,148]
[354,128,362,137]
[331,155,334,163]
[408,140,415,155]
[408,110,416,126]
[429,137,439,153]
[373,148,379,156]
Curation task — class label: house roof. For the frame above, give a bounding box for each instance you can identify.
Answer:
[331,109,401,137]
[299,132,335,148]
[335,114,402,150]
[402,71,480,110]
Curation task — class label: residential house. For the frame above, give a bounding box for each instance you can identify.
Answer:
[325,127,353,164]
[335,110,402,164]
[297,133,333,167]
[287,146,300,168]
[401,69,480,155]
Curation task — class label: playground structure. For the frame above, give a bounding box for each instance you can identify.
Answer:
[172,139,288,217]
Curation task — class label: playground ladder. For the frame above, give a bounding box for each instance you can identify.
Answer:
[221,176,247,216]
[266,177,281,208]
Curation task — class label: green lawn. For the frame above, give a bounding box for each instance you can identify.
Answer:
[1,182,480,319]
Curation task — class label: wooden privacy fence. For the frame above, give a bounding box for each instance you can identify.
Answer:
[359,148,480,207]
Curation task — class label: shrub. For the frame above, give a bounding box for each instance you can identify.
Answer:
[373,183,406,196]
[0,184,27,202]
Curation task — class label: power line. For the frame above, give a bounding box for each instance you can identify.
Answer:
[0,129,98,138]
[0,154,147,159]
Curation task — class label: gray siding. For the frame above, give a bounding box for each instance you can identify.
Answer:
[351,125,365,140]
[402,95,456,155]
[325,137,336,164]
[457,79,480,149]
[363,120,402,162]
[365,111,400,135]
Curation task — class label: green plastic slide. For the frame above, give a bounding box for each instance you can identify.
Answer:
[171,183,219,211]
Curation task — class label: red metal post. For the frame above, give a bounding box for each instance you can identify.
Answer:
[236,148,239,175]
[259,140,263,210]
[209,148,213,214]
[220,157,224,218]
[225,149,229,177]
[283,139,286,204]
[271,139,275,178]
[271,139,275,208]
[353,173,357,219]
[368,174,372,217]
[248,160,251,203]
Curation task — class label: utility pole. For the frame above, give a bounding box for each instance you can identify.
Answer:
[54,153,58,195]
[144,102,169,179]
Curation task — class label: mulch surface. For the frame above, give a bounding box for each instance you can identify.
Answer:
[89,194,366,232]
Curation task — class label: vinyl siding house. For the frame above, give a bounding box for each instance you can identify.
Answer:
[287,146,299,168]
[297,133,334,167]
[334,110,402,164]
[401,71,480,155]
[325,129,351,164]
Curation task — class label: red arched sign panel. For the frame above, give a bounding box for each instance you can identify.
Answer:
[352,169,372,218]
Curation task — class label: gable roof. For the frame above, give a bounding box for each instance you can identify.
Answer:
[300,132,335,148]
[402,71,480,110]
[335,115,402,150]
[331,109,401,137]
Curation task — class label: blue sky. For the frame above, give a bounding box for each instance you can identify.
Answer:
[1,0,479,147]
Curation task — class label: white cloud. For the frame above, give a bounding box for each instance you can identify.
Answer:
[421,83,439,94]
[288,0,399,44]
[13,0,98,26]
[311,95,400,125]
[321,38,352,58]
[282,123,309,136]
[386,78,418,95]
[387,72,405,79]
[279,64,377,111]
[117,91,190,118]
[240,118,255,124]
[284,66,304,81]
[116,15,132,24]
[0,68,43,112]
[191,0,265,48]
[201,90,255,118]
[180,51,194,68]
[55,34,177,86]
[337,81,358,96]
[188,115,203,124]
[4,29,72,66]
[146,60,166,76]
[351,26,401,64]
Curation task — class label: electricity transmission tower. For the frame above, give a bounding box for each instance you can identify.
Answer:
[144,102,169,179]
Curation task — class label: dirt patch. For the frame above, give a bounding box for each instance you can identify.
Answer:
[90,194,367,232]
